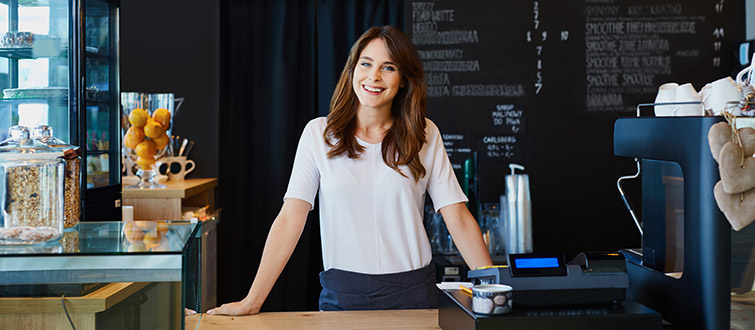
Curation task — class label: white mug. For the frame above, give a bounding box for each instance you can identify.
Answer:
[700,77,742,115]
[158,156,195,181]
[122,154,137,177]
[673,83,703,116]
[654,82,678,116]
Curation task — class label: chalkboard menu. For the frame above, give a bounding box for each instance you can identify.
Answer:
[406,0,744,256]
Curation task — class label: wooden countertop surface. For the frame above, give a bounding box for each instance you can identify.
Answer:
[185,309,440,329]
[122,178,217,199]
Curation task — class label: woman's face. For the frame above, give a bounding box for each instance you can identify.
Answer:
[352,38,403,113]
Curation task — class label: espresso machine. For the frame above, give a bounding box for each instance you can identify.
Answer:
[613,116,730,329]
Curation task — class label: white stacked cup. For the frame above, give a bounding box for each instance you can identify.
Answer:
[673,83,704,116]
[699,77,743,116]
[654,83,704,116]
[654,83,678,116]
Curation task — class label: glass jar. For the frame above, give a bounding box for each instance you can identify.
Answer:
[32,125,81,229]
[0,126,65,245]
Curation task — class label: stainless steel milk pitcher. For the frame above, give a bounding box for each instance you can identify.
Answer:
[504,164,533,255]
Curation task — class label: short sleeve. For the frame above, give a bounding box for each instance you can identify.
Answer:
[424,120,468,212]
[283,119,322,210]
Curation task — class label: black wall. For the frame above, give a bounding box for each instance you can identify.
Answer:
[404,0,747,261]
[120,0,220,180]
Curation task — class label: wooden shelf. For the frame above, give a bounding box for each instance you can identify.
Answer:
[0,282,150,330]
[122,178,218,220]
[122,178,217,199]
[0,282,148,314]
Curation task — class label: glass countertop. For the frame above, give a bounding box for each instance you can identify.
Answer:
[0,221,200,285]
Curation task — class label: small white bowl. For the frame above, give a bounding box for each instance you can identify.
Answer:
[472,284,513,315]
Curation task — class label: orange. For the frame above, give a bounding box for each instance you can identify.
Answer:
[127,241,148,252]
[156,221,168,235]
[123,126,145,149]
[128,108,149,128]
[135,140,157,159]
[152,132,169,150]
[143,120,164,139]
[153,108,171,130]
[143,231,161,249]
[123,221,144,242]
[124,131,139,150]
[137,156,156,170]
[134,220,155,230]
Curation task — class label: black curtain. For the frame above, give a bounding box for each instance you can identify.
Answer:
[219,0,404,311]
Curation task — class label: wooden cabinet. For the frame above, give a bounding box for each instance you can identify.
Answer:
[122,178,218,220]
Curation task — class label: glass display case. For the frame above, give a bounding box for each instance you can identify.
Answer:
[0,0,121,221]
[0,220,202,329]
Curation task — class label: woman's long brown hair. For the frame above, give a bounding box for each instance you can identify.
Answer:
[324,25,427,182]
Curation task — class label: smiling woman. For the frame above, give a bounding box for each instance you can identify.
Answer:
[208,25,491,316]
[325,25,427,181]
[351,40,403,113]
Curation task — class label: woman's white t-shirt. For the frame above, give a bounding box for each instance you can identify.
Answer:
[284,117,467,275]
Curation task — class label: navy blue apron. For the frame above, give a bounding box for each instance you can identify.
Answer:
[318,262,438,311]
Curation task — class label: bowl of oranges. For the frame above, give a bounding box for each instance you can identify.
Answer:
[123,107,172,188]
[122,93,175,188]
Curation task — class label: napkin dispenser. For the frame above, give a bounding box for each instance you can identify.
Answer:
[613,116,730,329]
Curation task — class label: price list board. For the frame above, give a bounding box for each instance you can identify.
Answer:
[406,0,744,254]
[406,0,579,199]
[583,1,738,112]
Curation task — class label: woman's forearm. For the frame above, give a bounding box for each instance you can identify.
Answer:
[440,202,493,270]
[242,198,311,311]
[208,198,311,315]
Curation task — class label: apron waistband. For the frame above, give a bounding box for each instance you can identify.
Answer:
[319,262,438,311]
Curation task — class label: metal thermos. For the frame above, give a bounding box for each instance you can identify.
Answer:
[503,164,532,255]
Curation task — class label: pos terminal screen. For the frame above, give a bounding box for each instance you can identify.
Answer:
[508,253,567,277]
[515,257,560,268]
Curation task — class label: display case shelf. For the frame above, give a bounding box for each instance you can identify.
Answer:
[0,47,68,59]
[0,96,67,103]
[0,47,34,59]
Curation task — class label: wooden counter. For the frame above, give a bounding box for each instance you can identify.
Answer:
[122,178,218,220]
[183,293,755,329]
[185,309,440,329]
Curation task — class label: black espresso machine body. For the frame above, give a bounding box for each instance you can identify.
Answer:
[613,116,730,330]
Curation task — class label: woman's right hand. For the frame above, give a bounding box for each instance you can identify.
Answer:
[206,299,259,316]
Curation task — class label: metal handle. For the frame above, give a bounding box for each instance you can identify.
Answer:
[617,158,643,236]
[635,101,705,117]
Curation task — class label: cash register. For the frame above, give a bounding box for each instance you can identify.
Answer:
[436,252,662,329]
[467,252,628,306]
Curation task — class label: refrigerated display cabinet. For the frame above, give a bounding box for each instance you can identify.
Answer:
[0,0,121,220]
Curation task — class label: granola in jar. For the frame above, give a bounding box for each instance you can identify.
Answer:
[0,126,65,245]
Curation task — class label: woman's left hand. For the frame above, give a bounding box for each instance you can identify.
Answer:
[206,300,259,316]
